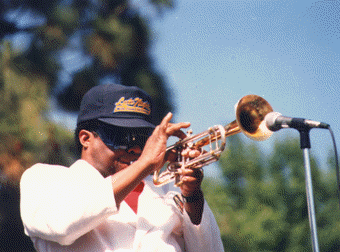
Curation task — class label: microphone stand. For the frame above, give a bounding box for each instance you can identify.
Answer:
[265,111,332,251]
[298,128,320,252]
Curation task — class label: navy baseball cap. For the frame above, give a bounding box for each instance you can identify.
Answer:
[77,84,156,129]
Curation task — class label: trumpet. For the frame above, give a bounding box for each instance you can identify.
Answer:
[153,94,274,187]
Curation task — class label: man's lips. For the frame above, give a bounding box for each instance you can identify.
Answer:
[118,153,139,165]
[119,159,136,165]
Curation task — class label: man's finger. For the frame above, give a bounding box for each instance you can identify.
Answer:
[160,112,173,129]
[166,122,191,138]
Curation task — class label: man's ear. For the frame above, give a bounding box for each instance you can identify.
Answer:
[79,129,92,149]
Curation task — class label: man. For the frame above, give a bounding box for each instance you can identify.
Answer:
[20,84,224,251]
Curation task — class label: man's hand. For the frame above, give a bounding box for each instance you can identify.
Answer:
[138,112,190,173]
[178,166,204,197]
[139,113,205,225]
[111,112,191,206]
[177,149,205,225]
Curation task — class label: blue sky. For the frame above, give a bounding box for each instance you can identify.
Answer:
[145,0,340,176]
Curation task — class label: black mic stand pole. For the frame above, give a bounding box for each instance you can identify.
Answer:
[298,128,319,252]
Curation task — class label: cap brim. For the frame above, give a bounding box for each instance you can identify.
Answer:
[98,118,155,129]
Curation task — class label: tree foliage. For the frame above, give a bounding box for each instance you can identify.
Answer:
[1,0,174,122]
[202,135,340,251]
[0,1,174,250]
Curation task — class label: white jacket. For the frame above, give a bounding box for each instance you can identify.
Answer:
[20,160,224,252]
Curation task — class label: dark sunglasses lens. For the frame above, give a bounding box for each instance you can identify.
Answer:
[95,126,122,149]
[96,125,151,150]
[127,133,150,149]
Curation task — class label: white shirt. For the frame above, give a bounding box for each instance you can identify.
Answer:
[20,160,224,251]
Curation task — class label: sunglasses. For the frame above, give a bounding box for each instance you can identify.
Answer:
[94,124,152,150]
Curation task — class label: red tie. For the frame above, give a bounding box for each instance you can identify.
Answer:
[124,182,144,214]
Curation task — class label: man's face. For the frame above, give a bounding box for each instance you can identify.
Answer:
[84,125,151,177]
[87,132,143,177]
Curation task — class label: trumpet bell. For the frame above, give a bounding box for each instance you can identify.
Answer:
[236,94,274,141]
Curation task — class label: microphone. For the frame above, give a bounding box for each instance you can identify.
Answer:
[265,112,330,132]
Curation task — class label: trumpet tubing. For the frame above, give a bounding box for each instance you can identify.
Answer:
[153,94,274,187]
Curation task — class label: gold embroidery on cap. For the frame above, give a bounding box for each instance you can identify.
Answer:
[114,97,151,115]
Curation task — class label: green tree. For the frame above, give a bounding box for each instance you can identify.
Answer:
[202,135,340,251]
[1,0,174,124]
